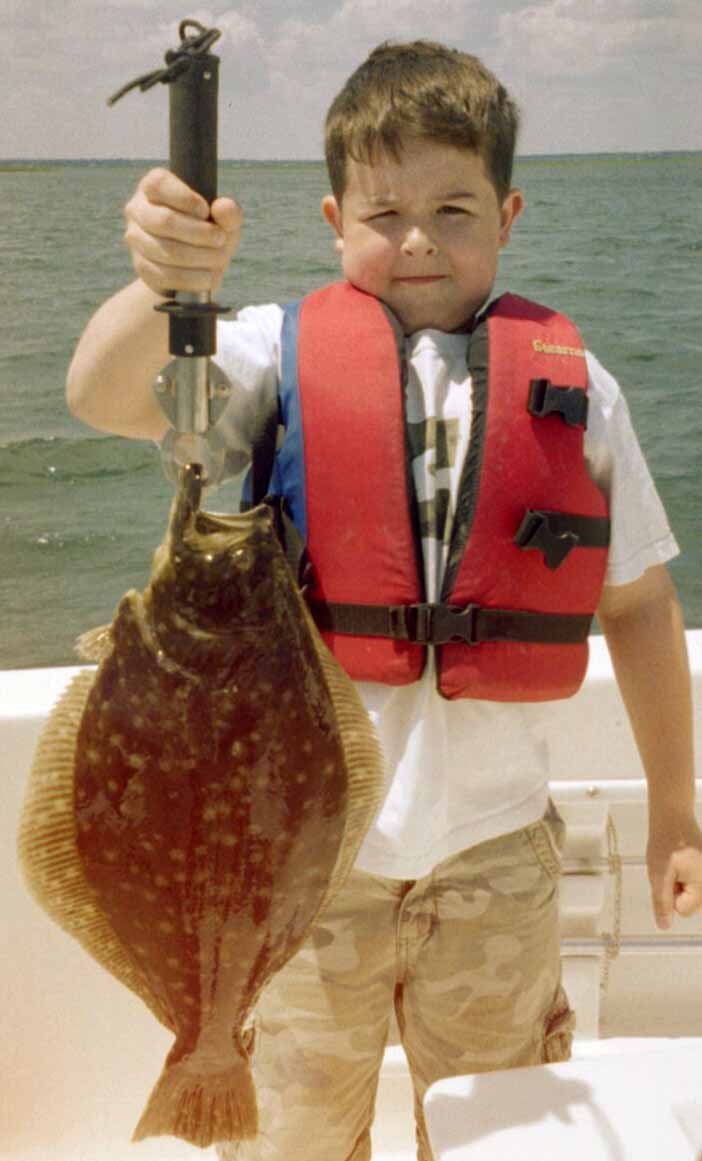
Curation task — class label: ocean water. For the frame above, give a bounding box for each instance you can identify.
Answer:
[1,154,701,670]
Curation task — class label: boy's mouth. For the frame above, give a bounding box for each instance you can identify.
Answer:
[393,275,447,285]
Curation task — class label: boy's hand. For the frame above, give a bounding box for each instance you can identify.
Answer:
[647,815,702,930]
[123,168,241,295]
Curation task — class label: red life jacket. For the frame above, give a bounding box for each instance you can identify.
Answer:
[272,281,610,702]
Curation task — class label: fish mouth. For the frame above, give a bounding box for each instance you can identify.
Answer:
[146,468,282,667]
[172,462,204,528]
[170,464,272,547]
[147,463,278,613]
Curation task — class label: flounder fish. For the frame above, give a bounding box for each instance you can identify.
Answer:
[17,463,384,1148]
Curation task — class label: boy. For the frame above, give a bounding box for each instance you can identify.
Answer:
[67,41,702,1161]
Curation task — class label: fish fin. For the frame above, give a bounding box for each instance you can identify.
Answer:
[132,1049,258,1147]
[303,603,386,915]
[75,624,113,662]
[16,668,173,1032]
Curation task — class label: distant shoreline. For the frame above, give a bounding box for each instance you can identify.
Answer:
[1,150,701,171]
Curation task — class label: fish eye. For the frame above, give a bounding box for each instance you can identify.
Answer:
[233,546,254,568]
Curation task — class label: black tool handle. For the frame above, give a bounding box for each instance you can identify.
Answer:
[108,21,227,358]
[169,51,219,204]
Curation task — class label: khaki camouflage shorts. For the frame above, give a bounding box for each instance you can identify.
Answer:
[218,804,574,1161]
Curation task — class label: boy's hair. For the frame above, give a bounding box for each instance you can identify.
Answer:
[324,41,520,203]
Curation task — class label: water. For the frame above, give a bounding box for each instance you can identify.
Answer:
[1,154,701,669]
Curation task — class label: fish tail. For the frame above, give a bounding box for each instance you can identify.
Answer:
[132,1053,258,1147]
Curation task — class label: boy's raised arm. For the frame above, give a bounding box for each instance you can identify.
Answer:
[597,563,702,929]
[66,169,241,441]
[66,279,171,440]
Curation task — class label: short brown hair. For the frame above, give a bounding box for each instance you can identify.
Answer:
[324,40,520,203]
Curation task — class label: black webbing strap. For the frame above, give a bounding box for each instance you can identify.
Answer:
[514,509,610,571]
[309,600,592,646]
[528,378,589,428]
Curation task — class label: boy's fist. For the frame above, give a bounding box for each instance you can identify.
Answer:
[647,818,702,930]
[123,168,241,295]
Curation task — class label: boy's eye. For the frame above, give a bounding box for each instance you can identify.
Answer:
[439,205,470,215]
[367,210,396,221]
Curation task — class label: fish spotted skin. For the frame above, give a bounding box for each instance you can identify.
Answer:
[18,465,384,1148]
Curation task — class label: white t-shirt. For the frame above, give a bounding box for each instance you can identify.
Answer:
[211,301,679,880]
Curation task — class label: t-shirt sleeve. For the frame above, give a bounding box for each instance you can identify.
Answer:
[584,351,679,587]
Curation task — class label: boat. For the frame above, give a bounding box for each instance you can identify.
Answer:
[2,630,701,1159]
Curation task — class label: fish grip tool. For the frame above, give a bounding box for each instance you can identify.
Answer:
[109,19,232,488]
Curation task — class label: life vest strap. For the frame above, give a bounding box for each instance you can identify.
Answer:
[309,600,592,646]
[514,509,611,571]
[528,378,589,428]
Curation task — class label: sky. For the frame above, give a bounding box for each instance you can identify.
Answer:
[4,0,701,160]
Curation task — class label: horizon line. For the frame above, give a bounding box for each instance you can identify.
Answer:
[1,148,701,166]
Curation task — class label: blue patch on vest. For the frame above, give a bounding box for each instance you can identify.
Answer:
[239,300,308,540]
[274,300,308,542]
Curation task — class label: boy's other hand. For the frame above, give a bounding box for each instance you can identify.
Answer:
[123,168,241,296]
[647,816,702,930]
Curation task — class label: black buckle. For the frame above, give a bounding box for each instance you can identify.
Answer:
[514,511,579,570]
[390,603,479,645]
[528,379,589,429]
[431,604,480,645]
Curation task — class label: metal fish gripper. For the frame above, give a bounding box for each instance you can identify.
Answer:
[109,19,233,489]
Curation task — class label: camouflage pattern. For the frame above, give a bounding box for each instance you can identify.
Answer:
[218,804,574,1161]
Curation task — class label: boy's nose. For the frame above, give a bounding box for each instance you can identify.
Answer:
[401,226,438,256]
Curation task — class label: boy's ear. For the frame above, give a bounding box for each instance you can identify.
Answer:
[498,188,524,248]
[321,195,344,252]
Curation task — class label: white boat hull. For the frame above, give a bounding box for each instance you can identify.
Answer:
[3,632,701,1158]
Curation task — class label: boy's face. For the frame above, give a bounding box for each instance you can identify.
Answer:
[322,138,523,334]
